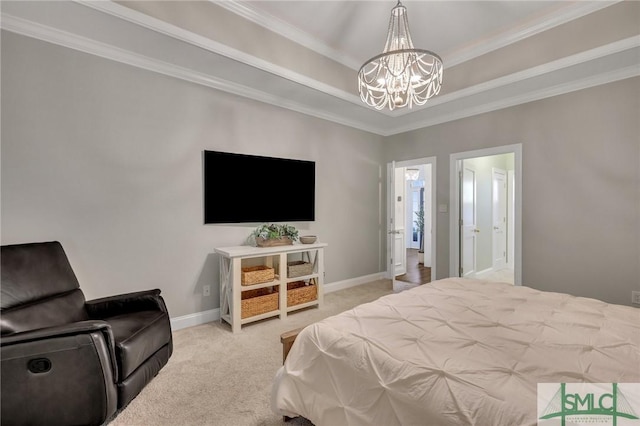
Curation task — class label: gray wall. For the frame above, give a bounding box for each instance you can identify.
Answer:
[1,32,385,318]
[2,30,638,318]
[384,77,640,306]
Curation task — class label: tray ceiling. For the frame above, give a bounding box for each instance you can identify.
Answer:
[2,1,639,136]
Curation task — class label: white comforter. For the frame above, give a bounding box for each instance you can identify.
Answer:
[271,278,640,425]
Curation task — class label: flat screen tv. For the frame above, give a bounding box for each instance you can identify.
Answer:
[204,150,315,224]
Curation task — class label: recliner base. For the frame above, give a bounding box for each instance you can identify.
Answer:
[117,343,172,409]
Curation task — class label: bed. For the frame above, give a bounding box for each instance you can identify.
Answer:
[271,278,640,425]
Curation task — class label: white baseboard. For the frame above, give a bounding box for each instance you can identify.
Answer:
[323,272,387,293]
[169,272,387,331]
[170,308,220,331]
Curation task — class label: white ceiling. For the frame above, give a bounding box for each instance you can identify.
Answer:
[239,1,570,69]
[2,1,639,136]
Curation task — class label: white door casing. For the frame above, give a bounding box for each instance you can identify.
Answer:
[393,167,407,276]
[387,157,437,282]
[386,162,407,280]
[507,170,515,269]
[407,185,420,250]
[461,164,477,278]
[492,168,507,270]
[423,164,432,268]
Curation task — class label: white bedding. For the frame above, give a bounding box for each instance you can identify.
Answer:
[271,278,640,425]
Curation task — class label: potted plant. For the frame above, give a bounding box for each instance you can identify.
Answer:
[414,205,425,264]
[252,224,299,247]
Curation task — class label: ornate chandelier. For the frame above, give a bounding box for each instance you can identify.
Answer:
[358,1,443,111]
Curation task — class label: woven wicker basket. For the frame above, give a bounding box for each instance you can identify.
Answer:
[241,265,275,286]
[287,281,317,307]
[287,261,313,278]
[241,287,278,319]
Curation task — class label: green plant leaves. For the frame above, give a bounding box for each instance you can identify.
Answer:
[252,224,299,241]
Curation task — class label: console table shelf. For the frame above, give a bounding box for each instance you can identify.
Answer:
[215,242,327,333]
[240,279,281,291]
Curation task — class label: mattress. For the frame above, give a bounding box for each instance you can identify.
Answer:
[271,278,640,425]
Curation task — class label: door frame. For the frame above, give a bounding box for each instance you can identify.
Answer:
[392,165,408,277]
[491,167,508,271]
[387,156,437,281]
[460,162,478,278]
[507,170,516,270]
[406,185,421,250]
[449,144,522,285]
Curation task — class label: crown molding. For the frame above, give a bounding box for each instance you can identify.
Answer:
[387,64,640,136]
[420,36,640,111]
[374,34,640,120]
[214,0,620,70]
[76,0,371,113]
[214,0,362,71]
[1,13,387,135]
[443,1,620,67]
[2,4,637,137]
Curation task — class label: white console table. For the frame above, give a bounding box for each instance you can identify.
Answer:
[214,243,327,333]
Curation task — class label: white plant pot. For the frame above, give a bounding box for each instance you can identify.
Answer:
[418,251,424,264]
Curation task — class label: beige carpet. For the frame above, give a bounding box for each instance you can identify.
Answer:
[109,279,393,426]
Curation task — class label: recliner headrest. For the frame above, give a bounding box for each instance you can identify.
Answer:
[1,241,81,310]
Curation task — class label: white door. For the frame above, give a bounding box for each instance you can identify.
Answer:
[461,164,477,278]
[423,164,432,268]
[393,167,407,276]
[492,168,507,270]
[507,170,515,270]
[387,163,407,280]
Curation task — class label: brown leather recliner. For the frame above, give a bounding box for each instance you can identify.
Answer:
[1,241,173,425]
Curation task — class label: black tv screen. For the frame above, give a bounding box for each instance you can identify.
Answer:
[203,150,315,224]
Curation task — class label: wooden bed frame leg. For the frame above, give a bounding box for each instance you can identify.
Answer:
[280,327,306,423]
[280,327,304,363]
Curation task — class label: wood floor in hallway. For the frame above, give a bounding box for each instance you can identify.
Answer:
[396,248,431,285]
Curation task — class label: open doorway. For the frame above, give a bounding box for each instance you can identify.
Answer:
[450,144,522,285]
[387,157,436,292]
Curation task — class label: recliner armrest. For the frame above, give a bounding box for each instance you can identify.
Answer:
[1,320,112,346]
[85,288,169,319]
